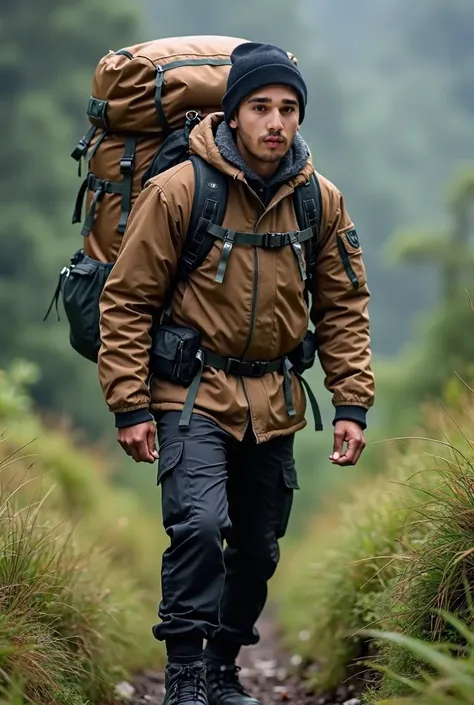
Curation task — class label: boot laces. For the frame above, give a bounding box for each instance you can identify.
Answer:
[213,665,249,696]
[169,664,207,704]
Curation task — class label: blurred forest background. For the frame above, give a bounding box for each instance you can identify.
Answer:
[2,0,474,535]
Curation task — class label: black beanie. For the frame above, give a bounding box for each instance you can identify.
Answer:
[222,42,307,124]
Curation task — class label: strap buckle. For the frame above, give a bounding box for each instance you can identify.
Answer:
[224,358,268,377]
[224,357,241,375]
[262,232,290,248]
[120,156,134,173]
[247,360,267,377]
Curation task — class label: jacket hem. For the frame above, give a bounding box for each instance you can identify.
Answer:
[150,402,307,443]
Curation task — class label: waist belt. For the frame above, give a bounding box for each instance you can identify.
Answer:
[179,348,323,433]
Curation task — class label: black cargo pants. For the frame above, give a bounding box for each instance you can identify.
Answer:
[151,411,299,650]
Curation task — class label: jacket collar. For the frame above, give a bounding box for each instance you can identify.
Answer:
[188,113,315,191]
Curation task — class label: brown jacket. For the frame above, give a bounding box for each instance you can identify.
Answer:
[98,113,374,442]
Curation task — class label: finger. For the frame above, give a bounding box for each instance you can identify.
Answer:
[147,426,159,460]
[330,430,345,461]
[337,437,361,466]
[137,438,155,463]
[352,439,366,465]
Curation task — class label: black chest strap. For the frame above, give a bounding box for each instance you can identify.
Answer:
[205,222,313,283]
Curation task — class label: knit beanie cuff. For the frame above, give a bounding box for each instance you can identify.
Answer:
[223,63,306,124]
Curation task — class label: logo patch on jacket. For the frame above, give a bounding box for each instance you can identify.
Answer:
[346,229,360,248]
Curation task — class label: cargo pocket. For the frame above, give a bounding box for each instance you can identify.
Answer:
[157,440,192,528]
[276,459,300,539]
[336,228,363,290]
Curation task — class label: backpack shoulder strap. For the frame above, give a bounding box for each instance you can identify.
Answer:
[293,172,323,291]
[179,154,229,278]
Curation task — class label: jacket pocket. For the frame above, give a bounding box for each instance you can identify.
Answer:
[276,459,300,539]
[336,229,361,290]
[157,440,192,528]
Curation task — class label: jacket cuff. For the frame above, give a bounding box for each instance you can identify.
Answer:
[114,408,153,429]
[333,405,367,430]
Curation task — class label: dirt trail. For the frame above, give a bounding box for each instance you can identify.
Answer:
[127,609,367,705]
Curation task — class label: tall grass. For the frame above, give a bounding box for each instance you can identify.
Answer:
[275,450,429,691]
[366,613,474,704]
[275,382,474,701]
[0,362,167,702]
[0,457,143,703]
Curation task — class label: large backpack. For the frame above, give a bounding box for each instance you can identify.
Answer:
[45,35,322,378]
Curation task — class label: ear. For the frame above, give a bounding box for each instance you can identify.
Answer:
[229,116,238,129]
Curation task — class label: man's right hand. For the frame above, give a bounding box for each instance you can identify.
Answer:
[118,421,159,463]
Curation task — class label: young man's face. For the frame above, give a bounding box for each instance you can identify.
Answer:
[229,84,300,175]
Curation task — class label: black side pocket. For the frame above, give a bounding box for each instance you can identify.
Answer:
[61,251,113,362]
[150,324,201,386]
[288,329,318,374]
[336,233,360,290]
[157,440,192,528]
[276,459,300,539]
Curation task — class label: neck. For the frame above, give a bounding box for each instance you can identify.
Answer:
[235,132,280,180]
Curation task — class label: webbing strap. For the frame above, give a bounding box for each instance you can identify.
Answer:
[202,349,285,376]
[154,58,232,134]
[73,174,123,236]
[283,359,296,418]
[206,222,313,248]
[179,351,205,428]
[71,125,97,162]
[117,136,137,234]
[207,222,314,283]
[178,348,296,429]
[295,371,323,431]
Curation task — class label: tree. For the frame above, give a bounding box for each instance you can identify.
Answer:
[0,1,140,439]
[376,166,474,432]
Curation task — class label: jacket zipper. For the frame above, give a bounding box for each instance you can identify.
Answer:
[238,180,296,441]
[336,235,360,289]
[240,182,265,439]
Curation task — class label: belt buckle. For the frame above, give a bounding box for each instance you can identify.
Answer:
[249,360,266,377]
[225,357,240,375]
[263,233,285,248]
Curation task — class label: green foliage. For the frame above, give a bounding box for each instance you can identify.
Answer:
[0,365,167,702]
[275,384,474,699]
[274,453,424,691]
[0,0,140,442]
[365,613,474,704]
[376,165,474,435]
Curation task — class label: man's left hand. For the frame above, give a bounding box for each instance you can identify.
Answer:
[329,420,366,466]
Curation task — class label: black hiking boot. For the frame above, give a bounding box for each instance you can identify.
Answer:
[206,663,261,705]
[163,661,208,705]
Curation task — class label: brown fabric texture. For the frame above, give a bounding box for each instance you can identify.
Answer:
[91,36,248,133]
[98,113,375,442]
[81,35,248,260]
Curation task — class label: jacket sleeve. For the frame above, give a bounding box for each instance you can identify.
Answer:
[309,181,375,429]
[97,182,184,428]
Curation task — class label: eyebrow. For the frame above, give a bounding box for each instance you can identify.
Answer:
[247,96,299,106]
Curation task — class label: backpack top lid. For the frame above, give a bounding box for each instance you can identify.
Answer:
[88,35,249,135]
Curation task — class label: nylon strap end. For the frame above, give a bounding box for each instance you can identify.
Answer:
[215,230,235,284]
[179,352,205,428]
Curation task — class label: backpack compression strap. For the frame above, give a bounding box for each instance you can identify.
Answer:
[293,173,323,295]
[179,155,229,278]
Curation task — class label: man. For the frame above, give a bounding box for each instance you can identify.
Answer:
[98,42,374,705]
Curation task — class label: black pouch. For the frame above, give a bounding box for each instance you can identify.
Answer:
[150,323,201,386]
[288,329,318,374]
[44,249,113,363]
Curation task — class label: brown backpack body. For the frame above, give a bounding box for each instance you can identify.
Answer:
[71,35,248,262]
